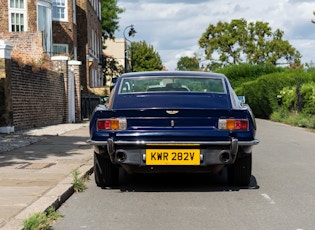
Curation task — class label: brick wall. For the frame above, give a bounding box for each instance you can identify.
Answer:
[11,60,67,130]
[0,58,13,127]
[0,0,9,32]
[0,32,44,64]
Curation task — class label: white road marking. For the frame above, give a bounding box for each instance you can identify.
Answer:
[261,193,275,204]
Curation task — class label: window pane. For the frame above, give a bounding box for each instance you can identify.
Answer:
[16,14,20,25]
[11,13,15,24]
[10,0,24,9]
[53,45,68,54]
[20,14,24,25]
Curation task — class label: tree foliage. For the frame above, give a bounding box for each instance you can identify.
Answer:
[199,19,301,68]
[103,56,124,81]
[102,0,124,39]
[176,56,200,71]
[128,41,163,72]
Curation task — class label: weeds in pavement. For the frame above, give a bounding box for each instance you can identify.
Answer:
[23,207,62,230]
[72,169,88,192]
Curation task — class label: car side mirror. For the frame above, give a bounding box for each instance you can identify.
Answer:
[237,96,246,104]
[100,96,109,105]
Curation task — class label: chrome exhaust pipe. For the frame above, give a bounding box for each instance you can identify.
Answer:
[219,151,231,163]
[116,150,127,162]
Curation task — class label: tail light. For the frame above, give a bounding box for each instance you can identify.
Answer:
[97,118,127,131]
[218,119,248,130]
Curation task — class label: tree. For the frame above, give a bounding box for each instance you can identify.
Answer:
[128,41,163,72]
[103,55,124,82]
[102,0,124,39]
[199,19,301,67]
[176,56,200,71]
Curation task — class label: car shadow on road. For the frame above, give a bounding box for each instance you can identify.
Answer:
[110,168,259,193]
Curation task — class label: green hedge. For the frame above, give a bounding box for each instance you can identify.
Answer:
[216,63,285,88]
[235,71,315,118]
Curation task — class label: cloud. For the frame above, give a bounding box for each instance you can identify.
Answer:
[116,0,315,70]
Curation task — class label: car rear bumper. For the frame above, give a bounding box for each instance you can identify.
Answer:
[87,138,259,168]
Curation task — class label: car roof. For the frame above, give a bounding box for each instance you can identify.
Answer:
[119,71,227,79]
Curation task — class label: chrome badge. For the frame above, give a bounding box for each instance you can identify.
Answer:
[166,110,179,115]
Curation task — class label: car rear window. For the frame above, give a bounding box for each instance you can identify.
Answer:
[119,76,226,94]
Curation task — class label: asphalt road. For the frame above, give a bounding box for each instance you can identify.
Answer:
[53,119,315,230]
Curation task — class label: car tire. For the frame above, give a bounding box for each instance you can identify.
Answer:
[94,152,119,187]
[228,154,252,186]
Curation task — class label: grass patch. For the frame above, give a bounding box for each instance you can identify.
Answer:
[72,169,88,193]
[270,110,315,129]
[23,207,62,230]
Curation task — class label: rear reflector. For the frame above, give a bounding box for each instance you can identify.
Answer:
[218,119,248,130]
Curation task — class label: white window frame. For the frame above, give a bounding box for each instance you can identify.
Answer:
[72,0,76,24]
[8,0,27,32]
[73,46,77,60]
[98,1,101,20]
[53,43,69,55]
[37,0,53,55]
[52,0,68,22]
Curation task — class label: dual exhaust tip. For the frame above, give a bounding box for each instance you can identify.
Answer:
[219,151,231,163]
[116,150,127,162]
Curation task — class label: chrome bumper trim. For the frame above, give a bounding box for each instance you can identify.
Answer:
[87,139,259,146]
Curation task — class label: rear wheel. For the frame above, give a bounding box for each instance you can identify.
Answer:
[94,152,119,187]
[228,154,252,186]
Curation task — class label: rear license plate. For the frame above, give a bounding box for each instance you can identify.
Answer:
[146,149,200,165]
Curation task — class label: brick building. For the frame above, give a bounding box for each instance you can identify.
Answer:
[76,0,104,95]
[0,0,103,90]
[0,0,103,132]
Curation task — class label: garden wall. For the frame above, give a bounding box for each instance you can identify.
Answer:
[10,61,67,130]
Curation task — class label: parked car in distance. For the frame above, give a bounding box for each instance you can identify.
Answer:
[87,71,259,187]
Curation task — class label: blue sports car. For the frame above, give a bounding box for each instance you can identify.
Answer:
[87,71,259,187]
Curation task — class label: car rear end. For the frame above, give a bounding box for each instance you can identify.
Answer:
[88,72,259,187]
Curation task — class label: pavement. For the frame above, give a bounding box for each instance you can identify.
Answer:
[0,122,93,230]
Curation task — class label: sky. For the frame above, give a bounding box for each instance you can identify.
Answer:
[115,0,315,71]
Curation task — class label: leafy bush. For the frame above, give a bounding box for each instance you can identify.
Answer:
[279,86,296,111]
[277,82,315,115]
[235,71,315,118]
[300,83,315,114]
